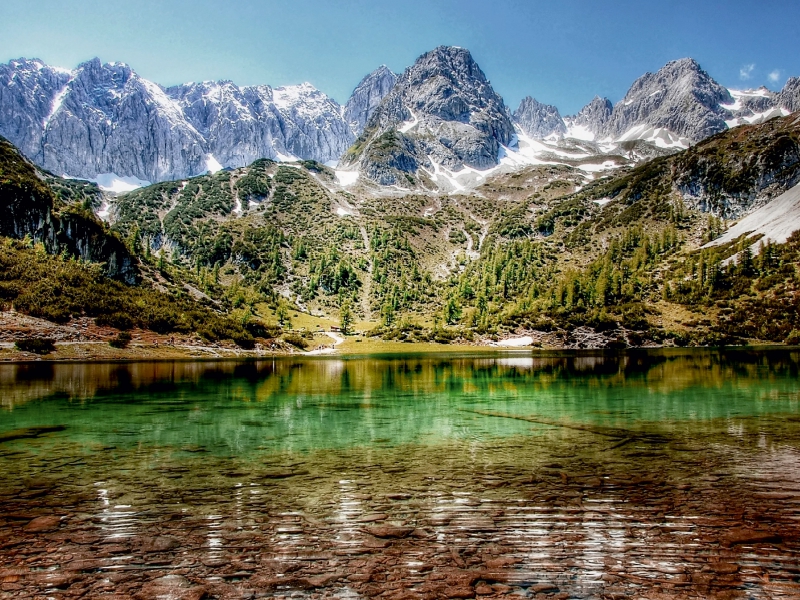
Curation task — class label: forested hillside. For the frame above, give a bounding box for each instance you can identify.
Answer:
[2,113,800,351]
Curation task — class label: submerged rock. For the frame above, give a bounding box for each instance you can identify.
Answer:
[23,515,61,532]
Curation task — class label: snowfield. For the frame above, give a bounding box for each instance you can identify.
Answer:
[704,182,800,253]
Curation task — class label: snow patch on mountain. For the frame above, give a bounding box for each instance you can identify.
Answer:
[205,154,223,174]
[335,170,359,186]
[398,109,419,133]
[564,124,596,141]
[43,80,73,129]
[616,124,692,149]
[721,88,773,112]
[419,156,467,194]
[704,182,800,254]
[65,172,152,194]
[516,131,591,159]
[725,107,790,128]
[577,161,619,173]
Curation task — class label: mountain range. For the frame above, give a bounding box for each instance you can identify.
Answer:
[1,47,800,191]
[3,83,800,352]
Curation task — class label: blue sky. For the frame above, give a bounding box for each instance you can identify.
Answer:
[1,0,798,114]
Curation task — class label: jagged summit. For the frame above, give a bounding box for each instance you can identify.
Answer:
[343,65,397,136]
[563,96,613,141]
[342,46,515,185]
[601,57,733,145]
[513,97,566,139]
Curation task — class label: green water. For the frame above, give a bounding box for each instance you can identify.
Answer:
[1,349,799,456]
[2,349,800,599]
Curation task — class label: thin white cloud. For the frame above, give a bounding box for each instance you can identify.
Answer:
[740,63,755,80]
[768,69,781,84]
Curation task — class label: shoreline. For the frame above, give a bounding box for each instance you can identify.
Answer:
[0,339,793,364]
[2,310,789,364]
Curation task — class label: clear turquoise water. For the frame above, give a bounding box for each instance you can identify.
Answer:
[2,349,800,599]
[1,349,799,456]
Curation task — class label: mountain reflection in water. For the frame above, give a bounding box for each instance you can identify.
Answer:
[0,349,799,599]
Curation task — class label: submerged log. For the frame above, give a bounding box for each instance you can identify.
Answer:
[461,409,669,443]
[0,425,66,445]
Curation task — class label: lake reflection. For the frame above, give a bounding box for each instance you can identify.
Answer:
[1,349,799,599]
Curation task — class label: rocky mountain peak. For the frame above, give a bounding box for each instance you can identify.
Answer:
[565,96,613,139]
[513,97,566,139]
[392,46,503,125]
[344,65,397,135]
[343,46,515,185]
[602,57,733,144]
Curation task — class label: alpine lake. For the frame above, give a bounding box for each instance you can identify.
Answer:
[1,349,799,600]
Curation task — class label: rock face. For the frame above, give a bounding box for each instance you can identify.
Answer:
[778,77,800,113]
[513,97,566,139]
[272,83,354,162]
[601,58,733,144]
[342,46,515,185]
[42,58,208,183]
[0,57,354,182]
[0,59,72,166]
[168,80,354,169]
[564,96,613,140]
[343,66,397,136]
[164,80,278,171]
[0,136,137,282]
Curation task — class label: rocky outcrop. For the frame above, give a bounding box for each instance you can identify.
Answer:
[592,114,800,220]
[342,46,515,185]
[0,136,137,282]
[343,66,397,136]
[671,114,800,218]
[602,58,733,144]
[513,97,565,139]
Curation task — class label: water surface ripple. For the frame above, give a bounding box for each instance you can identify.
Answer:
[0,349,799,599]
